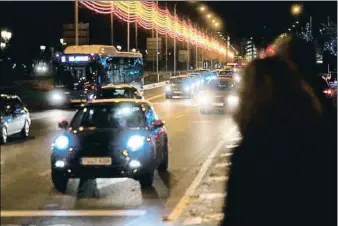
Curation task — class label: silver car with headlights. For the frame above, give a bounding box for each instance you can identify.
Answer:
[199,78,239,114]
[165,76,194,99]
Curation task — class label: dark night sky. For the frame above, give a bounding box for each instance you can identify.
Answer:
[0,1,336,63]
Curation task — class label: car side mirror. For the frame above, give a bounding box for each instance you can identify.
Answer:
[58,120,69,129]
[151,120,165,128]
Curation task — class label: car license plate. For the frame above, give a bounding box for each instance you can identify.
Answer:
[81,157,112,165]
[212,103,224,106]
[174,91,183,94]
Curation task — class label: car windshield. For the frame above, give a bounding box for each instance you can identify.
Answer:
[96,88,138,99]
[71,103,147,129]
[170,77,190,84]
[206,79,235,91]
[219,70,234,77]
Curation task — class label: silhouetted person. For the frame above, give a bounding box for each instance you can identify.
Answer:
[222,56,335,226]
[275,35,337,225]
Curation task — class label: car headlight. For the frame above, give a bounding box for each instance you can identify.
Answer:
[127,135,145,151]
[165,86,172,92]
[54,135,69,150]
[200,95,211,105]
[227,95,239,106]
[185,86,190,92]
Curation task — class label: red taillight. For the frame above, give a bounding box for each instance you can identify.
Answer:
[323,89,333,97]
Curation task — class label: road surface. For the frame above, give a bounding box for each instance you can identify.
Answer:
[1,87,240,226]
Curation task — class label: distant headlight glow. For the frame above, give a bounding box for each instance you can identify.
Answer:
[54,135,69,150]
[200,95,211,105]
[227,95,239,106]
[127,135,145,151]
[166,86,172,92]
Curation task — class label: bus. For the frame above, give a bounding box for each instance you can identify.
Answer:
[50,45,143,105]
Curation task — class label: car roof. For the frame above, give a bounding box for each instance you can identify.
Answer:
[87,98,152,106]
[0,94,20,99]
[101,84,138,89]
[170,75,190,79]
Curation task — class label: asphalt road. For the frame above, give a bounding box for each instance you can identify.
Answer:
[0,87,238,226]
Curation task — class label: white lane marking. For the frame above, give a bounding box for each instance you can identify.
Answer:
[0,209,147,217]
[175,114,186,119]
[228,137,242,143]
[96,178,128,189]
[207,176,228,183]
[199,193,226,200]
[147,93,165,101]
[215,163,230,168]
[166,126,237,221]
[38,169,51,177]
[220,152,232,157]
[183,213,224,225]
[225,143,239,149]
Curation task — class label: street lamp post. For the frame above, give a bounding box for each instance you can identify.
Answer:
[174,4,177,75]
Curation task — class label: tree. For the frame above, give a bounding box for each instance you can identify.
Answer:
[320,18,337,57]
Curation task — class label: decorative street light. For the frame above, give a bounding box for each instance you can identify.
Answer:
[40,45,46,51]
[1,30,12,42]
[291,4,302,16]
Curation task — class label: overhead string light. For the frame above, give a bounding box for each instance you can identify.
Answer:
[80,1,231,56]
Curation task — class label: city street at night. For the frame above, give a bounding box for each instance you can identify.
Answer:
[0,1,336,226]
[1,87,239,226]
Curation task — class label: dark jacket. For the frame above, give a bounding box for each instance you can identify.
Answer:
[222,110,336,226]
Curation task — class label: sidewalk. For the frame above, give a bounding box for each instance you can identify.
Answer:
[171,131,242,226]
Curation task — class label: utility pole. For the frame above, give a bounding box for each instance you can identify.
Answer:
[75,0,79,45]
[165,2,168,72]
[174,4,177,75]
[135,21,138,50]
[187,18,190,71]
[110,2,114,45]
[127,5,130,51]
[156,1,159,82]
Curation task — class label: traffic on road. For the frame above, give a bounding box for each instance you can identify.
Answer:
[1,1,337,226]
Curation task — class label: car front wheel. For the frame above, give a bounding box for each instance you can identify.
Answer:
[1,127,8,144]
[136,171,154,188]
[158,144,168,172]
[51,169,69,193]
[20,120,30,138]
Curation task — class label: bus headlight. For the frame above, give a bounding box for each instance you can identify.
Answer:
[227,95,239,106]
[184,86,190,92]
[49,91,65,104]
[127,135,145,151]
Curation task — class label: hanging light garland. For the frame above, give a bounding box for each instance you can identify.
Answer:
[79,1,231,56]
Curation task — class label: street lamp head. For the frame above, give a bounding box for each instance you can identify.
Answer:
[291,4,302,16]
[212,19,216,23]
[199,6,205,11]
[206,14,212,19]
[1,30,12,41]
[0,42,6,49]
[60,38,64,44]
[296,21,299,24]
[40,45,46,51]
[288,28,291,31]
